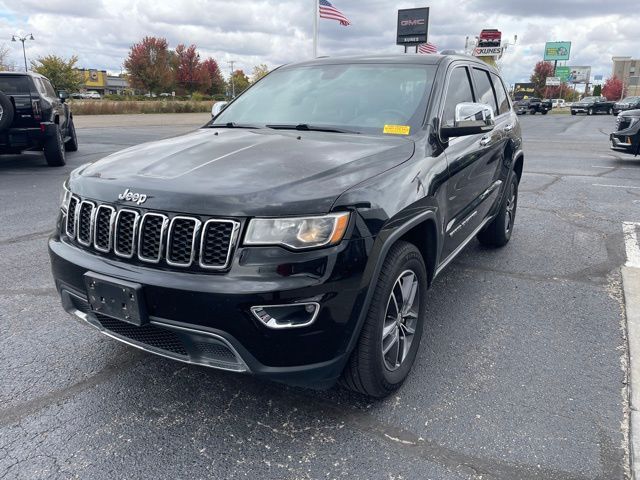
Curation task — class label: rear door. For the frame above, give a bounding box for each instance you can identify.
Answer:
[440,64,505,260]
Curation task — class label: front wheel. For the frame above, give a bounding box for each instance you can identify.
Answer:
[477,174,519,247]
[587,108,594,116]
[571,110,577,115]
[341,241,427,398]
[44,125,66,167]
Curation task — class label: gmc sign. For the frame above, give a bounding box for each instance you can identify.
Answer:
[397,7,429,45]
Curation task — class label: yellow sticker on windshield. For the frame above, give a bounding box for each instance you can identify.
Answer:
[383,125,411,135]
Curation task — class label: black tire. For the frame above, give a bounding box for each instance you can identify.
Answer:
[571,111,576,115]
[608,108,614,115]
[0,91,14,131]
[587,108,593,116]
[341,241,427,398]
[477,173,519,247]
[44,125,66,167]
[541,110,548,115]
[529,109,536,115]
[65,118,78,152]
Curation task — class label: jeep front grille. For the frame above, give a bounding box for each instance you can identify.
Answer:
[63,196,240,272]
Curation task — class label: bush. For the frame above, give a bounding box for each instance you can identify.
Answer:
[69,100,212,115]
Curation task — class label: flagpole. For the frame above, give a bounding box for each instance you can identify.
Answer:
[313,0,319,57]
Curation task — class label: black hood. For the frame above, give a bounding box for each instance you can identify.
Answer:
[620,109,640,118]
[71,128,415,216]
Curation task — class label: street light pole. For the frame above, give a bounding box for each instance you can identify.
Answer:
[11,33,34,72]
[227,60,236,98]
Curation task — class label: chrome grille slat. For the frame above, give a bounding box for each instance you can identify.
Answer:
[66,196,80,239]
[64,196,238,272]
[138,213,168,263]
[166,216,201,267]
[114,209,140,258]
[94,205,115,252]
[77,201,96,247]
[199,219,240,269]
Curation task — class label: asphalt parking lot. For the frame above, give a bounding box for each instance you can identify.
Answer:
[1,113,639,479]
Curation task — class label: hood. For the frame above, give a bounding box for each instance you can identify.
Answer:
[620,109,640,118]
[71,128,415,216]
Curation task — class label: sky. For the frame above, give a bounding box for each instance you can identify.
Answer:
[1,0,638,87]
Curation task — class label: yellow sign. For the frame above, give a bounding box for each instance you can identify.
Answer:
[78,69,107,88]
[383,125,411,135]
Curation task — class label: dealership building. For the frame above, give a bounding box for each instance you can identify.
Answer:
[74,68,130,95]
[612,57,640,96]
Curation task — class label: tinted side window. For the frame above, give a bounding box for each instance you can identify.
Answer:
[472,68,498,115]
[442,67,474,127]
[42,79,57,97]
[491,73,510,114]
[34,78,47,96]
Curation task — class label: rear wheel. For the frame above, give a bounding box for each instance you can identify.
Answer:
[341,241,427,398]
[0,91,14,131]
[608,107,613,115]
[571,110,577,115]
[44,125,66,167]
[477,173,519,247]
[587,108,594,116]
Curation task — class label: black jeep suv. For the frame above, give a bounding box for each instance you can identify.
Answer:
[50,55,523,397]
[610,109,640,155]
[0,71,78,166]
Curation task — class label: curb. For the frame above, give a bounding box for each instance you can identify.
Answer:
[623,265,640,480]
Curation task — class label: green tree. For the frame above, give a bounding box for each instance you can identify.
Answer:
[530,61,555,98]
[593,84,602,96]
[251,64,270,83]
[30,55,83,92]
[124,36,174,94]
[230,69,250,96]
[0,44,15,71]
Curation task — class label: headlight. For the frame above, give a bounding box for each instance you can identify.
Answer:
[244,212,350,249]
[60,179,71,213]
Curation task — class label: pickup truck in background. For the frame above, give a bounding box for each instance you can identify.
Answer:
[514,98,551,115]
[570,96,615,115]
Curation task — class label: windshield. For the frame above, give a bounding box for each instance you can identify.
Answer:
[582,97,597,103]
[212,63,437,135]
[0,76,32,94]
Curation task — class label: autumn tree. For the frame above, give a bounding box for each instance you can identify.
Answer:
[593,84,602,96]
[251,64,270,83]
[602,76,623,101]
[175,44,209,94]
[530,61,555,98]
[0,44,14,71]
[201,57,226,95]
[230,69,250,96]
[30,55,83,92]
[124,36,174,94]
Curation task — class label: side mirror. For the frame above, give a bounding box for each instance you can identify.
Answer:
[211,101,229,118]
[441,102,495,138]
[58,91,69,102]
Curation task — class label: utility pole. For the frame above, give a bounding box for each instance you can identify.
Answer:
[227,60,236,99]
[11,32,34,72]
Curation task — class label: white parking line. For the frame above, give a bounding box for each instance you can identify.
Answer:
[624,222,640,268]
[592,166,640,170]
[592,183,640,190]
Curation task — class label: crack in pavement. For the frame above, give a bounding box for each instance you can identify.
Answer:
[0,230,52,247]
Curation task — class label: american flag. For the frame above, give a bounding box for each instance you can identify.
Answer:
[319,0,351,26]
[418,42,438,54]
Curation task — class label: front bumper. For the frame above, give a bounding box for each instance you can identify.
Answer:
[49,229,372,388]
[610,132,639,154]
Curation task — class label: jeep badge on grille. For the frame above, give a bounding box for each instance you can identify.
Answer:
[118,188,147,205]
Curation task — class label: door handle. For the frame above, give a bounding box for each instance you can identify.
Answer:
[504,123,514,132]
[479,135,492,146]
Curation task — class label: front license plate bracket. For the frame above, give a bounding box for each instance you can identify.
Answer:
[84,272,147,326]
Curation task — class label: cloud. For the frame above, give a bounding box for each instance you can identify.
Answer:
[0,0,636,87]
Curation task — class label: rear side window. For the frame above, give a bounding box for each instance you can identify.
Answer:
[442,67,475,127]
[472,68,498,115]
[42,79,57,97]
[0,76,32,94]
[491,73,510,114]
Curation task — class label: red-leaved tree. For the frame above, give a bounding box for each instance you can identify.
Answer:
[530,61,555,98]
[124,37,174,94]
[175,44,209,94]
[602,76,623,101]
[201,58,226,95]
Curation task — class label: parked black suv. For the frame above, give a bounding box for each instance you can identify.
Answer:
[49,55,523,397]
[610,109,640,155]
[0,71,77,166]
[570,96,615,115]
[613,96,640,115]
[514,97,551,115]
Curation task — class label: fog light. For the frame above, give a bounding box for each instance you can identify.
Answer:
[250,302,320,329]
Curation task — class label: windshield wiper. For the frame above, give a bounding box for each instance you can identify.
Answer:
[266,124,360,134]
[209,122,261,129]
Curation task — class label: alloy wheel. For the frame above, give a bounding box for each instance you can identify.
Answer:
[382,269,420,371]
